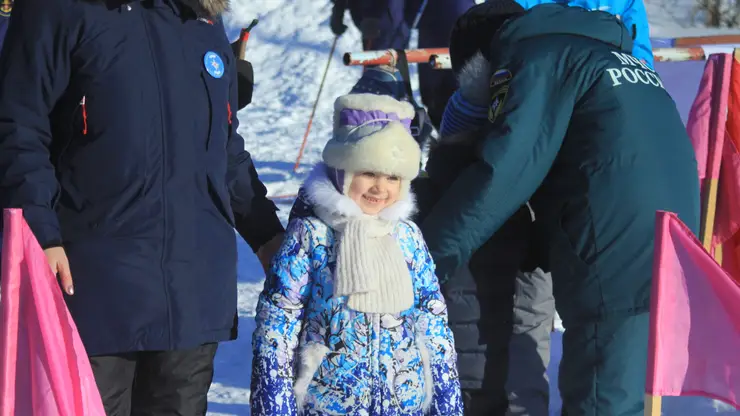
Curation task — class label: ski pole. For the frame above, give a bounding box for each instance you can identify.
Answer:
[293,36,339,173]
[411,0,428,29]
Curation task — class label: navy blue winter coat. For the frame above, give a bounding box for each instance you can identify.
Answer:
[0,0,284,355]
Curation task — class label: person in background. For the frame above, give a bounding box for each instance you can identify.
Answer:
[412,41,535,413]
[329,0,477,131]
[511,0,654,67]
[0,0,283,414]
[420,2,698,415]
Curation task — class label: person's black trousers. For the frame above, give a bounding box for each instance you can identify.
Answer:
[89,343,218,416]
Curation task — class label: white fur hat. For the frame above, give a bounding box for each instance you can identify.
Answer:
[322,93,422,183]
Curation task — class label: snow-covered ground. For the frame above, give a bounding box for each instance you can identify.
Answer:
[208,0,740,414]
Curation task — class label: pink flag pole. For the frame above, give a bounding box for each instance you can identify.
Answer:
[0,213,22,415]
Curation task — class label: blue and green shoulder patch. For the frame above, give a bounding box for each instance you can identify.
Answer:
[488,69,511,123]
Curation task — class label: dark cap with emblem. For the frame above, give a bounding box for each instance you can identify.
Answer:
[449,0,526,74]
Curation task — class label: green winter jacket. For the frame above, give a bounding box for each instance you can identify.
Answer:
[420,4,700,322]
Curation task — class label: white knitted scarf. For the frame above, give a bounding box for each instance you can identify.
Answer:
[306,164,416,314]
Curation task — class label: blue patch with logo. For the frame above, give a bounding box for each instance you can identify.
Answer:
[204,51,224,79]
[490,69,512,88]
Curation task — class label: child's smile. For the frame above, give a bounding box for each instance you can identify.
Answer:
[348,172,401,215]
[363,194,384,204]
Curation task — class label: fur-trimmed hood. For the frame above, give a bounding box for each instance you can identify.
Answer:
[435,52,491,147]
[457,52,492,109]
[179,0,228,17]
[302,163,417,223]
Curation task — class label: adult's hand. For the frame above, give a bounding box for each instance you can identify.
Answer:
[256,232,284,275]
[44,246,74,295]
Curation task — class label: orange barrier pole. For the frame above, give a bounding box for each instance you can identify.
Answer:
[343,48,449,67]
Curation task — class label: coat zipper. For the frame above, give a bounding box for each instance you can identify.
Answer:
[372,314,381,413]
[140,6,173,348]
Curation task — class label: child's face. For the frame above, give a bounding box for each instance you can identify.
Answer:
[348,172,401,215]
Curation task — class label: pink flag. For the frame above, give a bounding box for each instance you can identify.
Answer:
[0,209,105,416]
[685,53,740,256]
[686,53,731,185]
[646,211,740,408]
[715,55,740,280]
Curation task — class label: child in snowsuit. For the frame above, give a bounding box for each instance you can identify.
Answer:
[250,93,463,416]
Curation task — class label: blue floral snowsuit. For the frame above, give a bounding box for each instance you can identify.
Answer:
[250,203,462,415]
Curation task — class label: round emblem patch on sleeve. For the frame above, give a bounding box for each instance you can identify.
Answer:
[488,69,511,123]
[204,51,225,79]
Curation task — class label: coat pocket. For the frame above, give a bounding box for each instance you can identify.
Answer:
[391,337,433,413]
[200,69,230,152]
[294,343,371,415]
[206,174,236,228]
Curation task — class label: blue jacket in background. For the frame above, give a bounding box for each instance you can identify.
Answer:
[514,0,654,67]
[0,0,283,355]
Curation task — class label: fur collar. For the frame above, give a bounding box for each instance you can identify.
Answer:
[457,52,492,108]
[202,0,228,15]
[303,163,417,222]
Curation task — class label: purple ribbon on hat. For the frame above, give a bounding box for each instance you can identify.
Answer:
[339,108,412,134]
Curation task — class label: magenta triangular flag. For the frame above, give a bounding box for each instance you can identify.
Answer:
[646,211,740,408]
[0,209,105,416]
[687,53,732,184]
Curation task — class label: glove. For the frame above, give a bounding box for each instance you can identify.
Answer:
[230,40,254,110]
[235,59,254,111]
[330,0,348,36]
